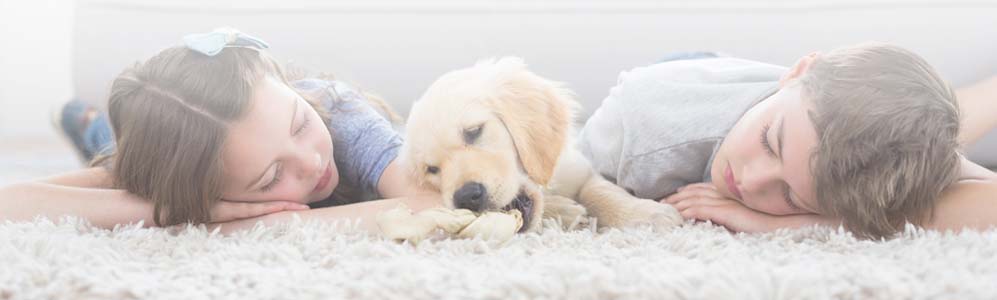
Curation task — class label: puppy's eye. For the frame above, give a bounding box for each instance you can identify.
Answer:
[426,166,439,174]
[463,125,483,144]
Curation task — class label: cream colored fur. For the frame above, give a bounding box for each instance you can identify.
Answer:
[400,57,682,231]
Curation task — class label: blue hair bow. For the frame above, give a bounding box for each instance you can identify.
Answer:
[183,27,269,56]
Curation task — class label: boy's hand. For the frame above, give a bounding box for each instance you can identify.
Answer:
[661,183,841,232]
[210,200,310,223]
[661,183,799,233]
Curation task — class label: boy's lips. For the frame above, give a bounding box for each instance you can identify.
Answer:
[313,162,332,193]
[724,163,744,200]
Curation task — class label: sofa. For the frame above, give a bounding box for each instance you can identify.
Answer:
[72,0,997,166]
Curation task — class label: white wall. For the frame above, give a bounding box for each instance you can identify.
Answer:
[0,0,76,139]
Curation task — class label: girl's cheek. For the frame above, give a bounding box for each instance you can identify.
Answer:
[270,184,302,202]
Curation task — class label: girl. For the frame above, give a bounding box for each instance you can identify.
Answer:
[0,29,440,232]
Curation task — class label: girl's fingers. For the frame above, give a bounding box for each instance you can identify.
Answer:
[286,202,311,210]
[212,201,309,222]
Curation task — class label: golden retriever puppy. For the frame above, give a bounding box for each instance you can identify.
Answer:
[401,57,682,232]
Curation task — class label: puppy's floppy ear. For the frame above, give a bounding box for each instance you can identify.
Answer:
[484,57,576,186]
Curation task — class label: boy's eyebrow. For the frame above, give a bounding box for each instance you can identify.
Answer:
[776,115,786,161]
[775,115,808,210]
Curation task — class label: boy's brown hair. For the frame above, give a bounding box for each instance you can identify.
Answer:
[801,42,961,239]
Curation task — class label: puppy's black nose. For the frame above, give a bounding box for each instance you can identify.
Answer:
[454,182,488,211]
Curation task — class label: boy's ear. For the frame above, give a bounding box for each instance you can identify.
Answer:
[780,52,820,87]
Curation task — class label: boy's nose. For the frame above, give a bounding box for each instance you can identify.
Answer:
[741,163,780,194]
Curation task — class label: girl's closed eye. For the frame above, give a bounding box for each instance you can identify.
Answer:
[261,102,313,193]
[260,164,283,193]
[294,111,310,136]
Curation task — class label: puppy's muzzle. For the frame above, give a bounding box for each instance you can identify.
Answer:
[454,182,488,212]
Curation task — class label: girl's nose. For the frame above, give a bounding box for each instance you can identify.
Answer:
[296,152,322,179]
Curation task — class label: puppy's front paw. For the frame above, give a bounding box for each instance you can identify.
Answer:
[619,199,683,230]
[542,195,588,229]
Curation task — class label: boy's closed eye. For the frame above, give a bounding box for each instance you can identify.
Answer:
[760,117,804,212]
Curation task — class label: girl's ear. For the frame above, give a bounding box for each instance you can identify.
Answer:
[780,52,820,87]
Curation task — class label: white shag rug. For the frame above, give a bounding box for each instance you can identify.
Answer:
[2,217,997,300]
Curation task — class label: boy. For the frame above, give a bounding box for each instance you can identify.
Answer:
[579,43,997,239]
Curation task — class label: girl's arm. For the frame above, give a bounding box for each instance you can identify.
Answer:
[212,193,443,234]
[1,167,304,228]
[212,159,445,234]
[0,168,155,228]
[376,159,438,199]
[38,166,115,187]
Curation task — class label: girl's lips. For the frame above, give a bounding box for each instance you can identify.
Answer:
[313,162,332,193]
[724,163,744,200]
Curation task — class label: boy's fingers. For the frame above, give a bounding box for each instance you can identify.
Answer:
[661,193,680,204]
[667,184,718,202]
[673,196,731,211]
[675,185,720,197]
[680,206,722,223]
[664,189,726,205]
[681,183,717,191]
[681,204,740,228]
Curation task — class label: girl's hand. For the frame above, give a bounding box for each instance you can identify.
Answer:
[210,200,310,223]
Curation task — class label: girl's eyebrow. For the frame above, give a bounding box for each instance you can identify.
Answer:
[288,96,299,134]
[246,95,300,191]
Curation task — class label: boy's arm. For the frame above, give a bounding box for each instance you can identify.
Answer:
[926,156,997,231]
[665,160,997,235]
[674,201,840,233]
[661,183,841,233]
[956,75,997,147]
[924,179,997,232]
